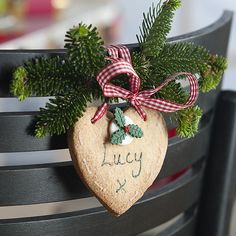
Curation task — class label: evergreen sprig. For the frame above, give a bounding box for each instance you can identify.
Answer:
[35,92,90,137]
[11,66,29,101]
[65,23,107,78]
[151,43,209,78]
[176,106,203,138]
[199,55,227,92]
[138,0,181,57]
[12,57,79,98]
[10,0,227,138]
[144,42,210,104]
[11,24,106,137]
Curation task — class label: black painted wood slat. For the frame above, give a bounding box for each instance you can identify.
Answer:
[159,121,211,179]
[0,123,210,206]
[0,112,68,152]
[166,216,196,236]
[154,208,197,236]
[0,163,203,236]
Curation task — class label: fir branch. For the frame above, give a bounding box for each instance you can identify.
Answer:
[11,66,29,101]
[199,55,227,92]
[138,0,181,57]
[65,23,107,78]
[11,23,109,137]
[151,42,210,78]
[176,106,202,138]
[156,81,188,103]
[131,52,151,89]
[137,1,162,45]
[11,57,80,100]
[35,92,90,137]
[11,24,107,102]
[142,42,210,104]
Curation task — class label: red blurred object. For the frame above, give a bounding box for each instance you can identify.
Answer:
[148,127,188,192]
[0,0,55,44]
[26,0,53,16]
[151,128,189,190]
[150,167,190,190]
[168,127,177,138]
[0,32,23,43]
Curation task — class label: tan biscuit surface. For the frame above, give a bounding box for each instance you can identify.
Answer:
[68,107,168,216]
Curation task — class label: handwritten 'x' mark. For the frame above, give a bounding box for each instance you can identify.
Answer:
[116,179,126,193]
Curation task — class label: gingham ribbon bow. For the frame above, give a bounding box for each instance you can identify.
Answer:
[91,45,199,123]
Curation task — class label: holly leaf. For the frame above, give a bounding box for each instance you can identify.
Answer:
[111,129,126,145]
[128,124,143,138]
[114,108,126,128]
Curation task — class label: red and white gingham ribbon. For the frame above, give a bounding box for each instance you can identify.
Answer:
[91,45,199,123]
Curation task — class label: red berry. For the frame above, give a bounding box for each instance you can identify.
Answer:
[124,126,129,133]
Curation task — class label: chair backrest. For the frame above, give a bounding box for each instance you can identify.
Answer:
[0,11,233,236]
[197,90,236,236]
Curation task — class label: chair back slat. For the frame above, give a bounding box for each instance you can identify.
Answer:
[0,161,203,236]
[168,10,232,56]
[197,91,236,236]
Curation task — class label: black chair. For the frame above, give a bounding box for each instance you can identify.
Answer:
[0,11,233,236]
[197,90,236,236]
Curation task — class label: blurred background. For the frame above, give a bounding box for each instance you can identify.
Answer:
[0,0,235,234]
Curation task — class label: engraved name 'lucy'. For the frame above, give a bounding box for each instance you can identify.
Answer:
[101,152,143,178]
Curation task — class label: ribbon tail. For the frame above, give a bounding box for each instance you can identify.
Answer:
[131,100,147,121]
[138,72,199,114]
[91,102,110,124]
[141,97,194,113]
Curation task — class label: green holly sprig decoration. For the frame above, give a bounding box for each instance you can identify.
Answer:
[111,108,143,145]
[10,0,227,138]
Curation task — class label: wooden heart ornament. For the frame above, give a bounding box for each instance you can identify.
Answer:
[68,107,168,216]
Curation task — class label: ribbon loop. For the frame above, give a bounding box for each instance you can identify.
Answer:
[91,46,199,123]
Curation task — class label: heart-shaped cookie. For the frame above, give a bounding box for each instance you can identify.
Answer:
[68,107,168,216]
